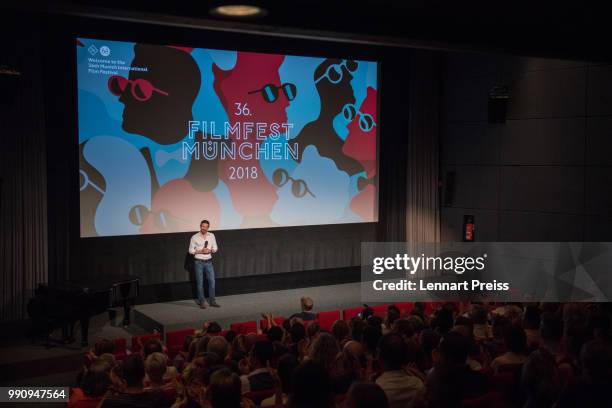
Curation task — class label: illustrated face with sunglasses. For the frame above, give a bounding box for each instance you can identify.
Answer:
[315,59,358,85]
[311,59,358,118]
[213,52,291,130]
[110,43,201,144]
[342,87,378,179]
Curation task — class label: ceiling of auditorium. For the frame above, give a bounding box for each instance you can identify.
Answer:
[12,1,608,61]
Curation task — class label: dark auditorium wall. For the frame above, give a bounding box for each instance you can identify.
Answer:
[440,52,612,242]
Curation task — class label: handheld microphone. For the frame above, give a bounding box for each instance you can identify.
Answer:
[204,241,208,248]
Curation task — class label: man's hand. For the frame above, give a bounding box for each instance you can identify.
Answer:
[199,248,212,254]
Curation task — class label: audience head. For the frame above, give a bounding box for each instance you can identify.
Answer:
[386,305,401,327]
[378,333,407,370]
[224,330,236,344]
[540,312,563,344]
[80,358,112,397]
[145,352,168,385]
[182,335,194,353]
[308,332,340,372]
[207,368,242,408]
[504,323,527,354]
[267,325,284,342]
[289,360,334,408]
[118,354,146,388]
[207,336,229,362]
[580,339,612,384]
[300,296,314,312]
[307,321,321,338]
[94,338,115,356]
[438,331,470,367]
[331,319,350,344]
[523,305,541,330]
[521,349,560,406]
[290,322,306,343]
[142,338,163,359]
[362,325,382,353]
[345,382,389,408]
[250,340,274,368]
[277,353,299,393]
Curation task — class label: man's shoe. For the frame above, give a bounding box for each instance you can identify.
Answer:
[199,303,207,309]
[209,301,220,308]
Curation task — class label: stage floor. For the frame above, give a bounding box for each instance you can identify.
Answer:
[133,282,363,335]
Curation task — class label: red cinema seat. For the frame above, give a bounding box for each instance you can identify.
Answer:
[371,304,389,317]
[230,321,257,335]
[260,316,286,331]
[317,310,341,331]
[131,333,162,353]
[343,307,362,321]
[165,328,195,360]
[395,302,414,314]
[113,337,127,360]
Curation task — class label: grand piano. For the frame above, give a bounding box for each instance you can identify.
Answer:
[27,276,139,347]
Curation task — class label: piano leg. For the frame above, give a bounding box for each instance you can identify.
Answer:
[122,300,131,327]
[80,316,90,347]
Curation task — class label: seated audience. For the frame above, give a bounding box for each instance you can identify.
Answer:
[345,382,389,408]
[375,333,424,408]
[521,349,560,408]
[287,360,335,408]
[261,353,298,407]
[68,358,113,408]
[426,331,488,406]
[491,323,528,373]
[100,354,165,408]
[240,340,275,393]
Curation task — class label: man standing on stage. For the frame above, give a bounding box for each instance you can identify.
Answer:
[189,220,220,308]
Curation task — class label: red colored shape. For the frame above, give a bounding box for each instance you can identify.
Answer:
[230,320,258,335]
[342,307,362,321]
[371,304,389,317]
[395,302,414,314]
[166,328,195,360]
[140,179,221,234]
[213,52,289,219]
[342,87,377,178]
[350,184,375,221]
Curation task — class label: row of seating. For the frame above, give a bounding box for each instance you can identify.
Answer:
[107,301,450,361]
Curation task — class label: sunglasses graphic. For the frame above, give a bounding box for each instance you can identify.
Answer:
[273,168,316,198]
[79,169,105,194]
[129,205,189,230]
[248,83,297,103]
[357,174,378,191]
[342,103,377,132]
[315,60,358,84]
[108,75,169,102]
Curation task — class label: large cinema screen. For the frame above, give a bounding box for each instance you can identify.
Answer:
[77,38,379,237]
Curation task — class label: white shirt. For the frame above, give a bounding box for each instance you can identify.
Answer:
[188,232,218,260]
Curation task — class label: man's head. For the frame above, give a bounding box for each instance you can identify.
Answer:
[145,352,168,384]
[207,336,229,362]
[378,333,408,371]
[301,296,314,312]
[200,219,210,234]
[250,340,274,368]
[142,338,163,359]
